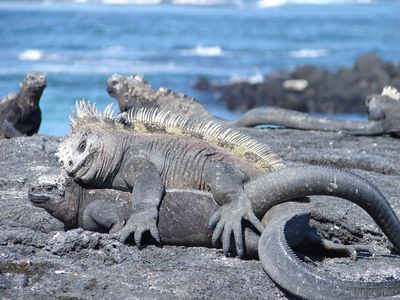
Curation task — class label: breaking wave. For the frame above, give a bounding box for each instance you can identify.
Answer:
[18,49,44,61]
[180,45,224,57]
[258,0,373,8]
[289,48,330,58]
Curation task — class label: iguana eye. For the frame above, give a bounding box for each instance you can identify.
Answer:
[78,140,86,153]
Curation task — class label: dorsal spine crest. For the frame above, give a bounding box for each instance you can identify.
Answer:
[70,101,284,172]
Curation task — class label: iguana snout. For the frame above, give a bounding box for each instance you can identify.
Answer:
[28,174,66,208]
[57,129,101,183]
[28,174,80,229]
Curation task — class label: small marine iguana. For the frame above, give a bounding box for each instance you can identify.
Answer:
[107,74,400,136]
[57,101,400,258]
[0,72,47,138]
[28,172,400,299]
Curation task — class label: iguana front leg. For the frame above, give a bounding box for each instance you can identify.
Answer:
[1,119,24,138]
[82,200,125,233]
[114,157,163,246]
[204,161,264,257]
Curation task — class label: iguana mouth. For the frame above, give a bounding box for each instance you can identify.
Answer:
[28,192,50,204]
[68,153,94,179]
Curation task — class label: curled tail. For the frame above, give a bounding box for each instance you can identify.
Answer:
[245,165,400,251]
[226,106,385,135]
[258,203,400,299]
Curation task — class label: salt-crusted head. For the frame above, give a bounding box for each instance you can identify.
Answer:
[28,173,79,228]
[366,86,400,121]
[57,101,122,185]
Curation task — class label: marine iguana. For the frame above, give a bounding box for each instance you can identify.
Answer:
[107,74,400,136]
[57,101,284,256]
[57,101,400,258]
[0,72,47,138]
[28,172,400,299]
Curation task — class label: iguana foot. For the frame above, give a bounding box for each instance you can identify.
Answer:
[208,195,264,257]
[320,238,385,260]
[113,208,160,247]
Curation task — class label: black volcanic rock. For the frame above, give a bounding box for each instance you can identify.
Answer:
[1,131,400,298]
[197,54,400,114]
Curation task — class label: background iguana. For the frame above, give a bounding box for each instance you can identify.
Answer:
[107,74,400,136]
[28,170,400,299]
[0,72,47,138]
[57,101,400,259]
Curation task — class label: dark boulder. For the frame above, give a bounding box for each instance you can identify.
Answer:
[197,54,400,114]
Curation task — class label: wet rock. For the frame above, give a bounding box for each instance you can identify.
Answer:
[197,54,400,114]
[1,132,400,298]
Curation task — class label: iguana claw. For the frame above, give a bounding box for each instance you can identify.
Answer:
[208,196,264,257]
[114,208,160,247]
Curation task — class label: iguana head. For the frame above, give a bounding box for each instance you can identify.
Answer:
[366,86,400,121]
[57,101,126,185]
[19,72,47,105]
[28,174,79,229]
[57,128,103,184]
[107,73,157,112]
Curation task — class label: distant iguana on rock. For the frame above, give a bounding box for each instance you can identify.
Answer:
[29,170,400,299]
[107,74,400,136]
[57,101,400,259]
[0,72,47,138]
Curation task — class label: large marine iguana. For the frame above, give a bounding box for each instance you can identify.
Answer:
[107,74,400,136]
[57,101,284,256]
[0,72,47,138]
[57,101,400,258]
[28,173,400,299]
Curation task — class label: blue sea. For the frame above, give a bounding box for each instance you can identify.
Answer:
[0,0,399,136]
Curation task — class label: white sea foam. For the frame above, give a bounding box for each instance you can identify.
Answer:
[180,45,224,57]
[102,0,162,5]
[229,72,264,84]
[258,0,371,8]
[172,0,228,5]
[18,49,44,61]
[289,48,329,58]
[102,45,126,55]
[257,0,286,8]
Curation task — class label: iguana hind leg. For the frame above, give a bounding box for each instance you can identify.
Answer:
[204,160,264,257]
[82,200,125,233]
[302,228,384,260]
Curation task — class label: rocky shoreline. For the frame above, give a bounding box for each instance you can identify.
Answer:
[1,129,400,299]
[196,54,400,114]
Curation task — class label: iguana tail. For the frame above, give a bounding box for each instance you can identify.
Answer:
[226,106,385,135]
[258,203,400,299]
[245,165,400,251]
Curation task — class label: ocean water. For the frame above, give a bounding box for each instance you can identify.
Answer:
[0,1,399,135]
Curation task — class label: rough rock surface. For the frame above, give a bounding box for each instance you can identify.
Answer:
[196,54,400,114]
[1,131,400,299]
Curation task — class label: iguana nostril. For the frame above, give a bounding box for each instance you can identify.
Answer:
[69,160,73,166]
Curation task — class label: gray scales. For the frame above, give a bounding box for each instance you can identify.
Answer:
[54,102,400,299]
[29,172,400,300]
[107,74,400,137]
[0,72,46,138]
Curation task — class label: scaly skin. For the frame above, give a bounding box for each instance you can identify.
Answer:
[107,74,213,121]
[107,74,400,136]
[29,167,400,299]
[259,202,400,300]
[57,101,400,257]
[0,72,47,138]
[58,125,268,256]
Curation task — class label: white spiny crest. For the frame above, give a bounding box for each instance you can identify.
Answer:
[382,86,400,101]
[125,107,284,171]
[69,100,116,128]
[134,74,145,82]
[66,103,283,171]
